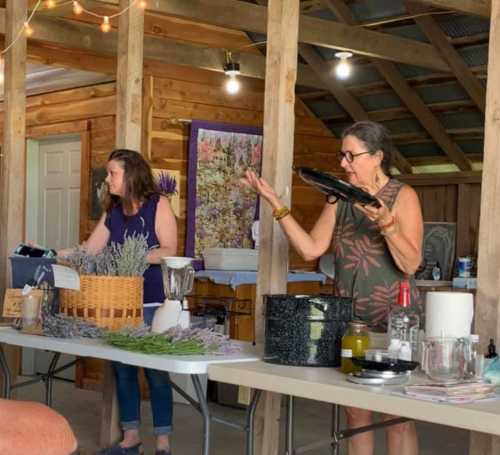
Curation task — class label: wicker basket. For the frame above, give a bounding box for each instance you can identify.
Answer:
[59,275,144,330]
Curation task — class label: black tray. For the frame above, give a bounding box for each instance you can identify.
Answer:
[295,167,381,208]
[351,357,419,373]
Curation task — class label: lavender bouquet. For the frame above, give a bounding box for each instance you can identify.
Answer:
[104,324,240,355]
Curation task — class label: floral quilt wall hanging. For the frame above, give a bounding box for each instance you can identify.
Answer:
[186,121,263,267]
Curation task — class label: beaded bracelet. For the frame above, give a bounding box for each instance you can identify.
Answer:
[272,206,291,221]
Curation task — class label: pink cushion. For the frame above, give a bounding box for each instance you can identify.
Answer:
[0,399,77,455]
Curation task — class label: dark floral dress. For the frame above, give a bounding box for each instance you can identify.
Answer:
[333,179,423,333]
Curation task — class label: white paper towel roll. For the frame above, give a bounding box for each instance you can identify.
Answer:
[425,292,474,339]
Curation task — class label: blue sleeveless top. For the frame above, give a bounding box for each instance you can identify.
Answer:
[104,193,165,304]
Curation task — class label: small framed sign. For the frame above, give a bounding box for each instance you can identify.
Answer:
[2,289,43,318]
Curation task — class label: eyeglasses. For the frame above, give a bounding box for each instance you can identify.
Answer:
[338,150,372,163]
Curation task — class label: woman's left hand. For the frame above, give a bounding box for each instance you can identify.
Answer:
[355,199,394,230]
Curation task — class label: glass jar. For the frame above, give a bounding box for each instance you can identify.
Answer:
[341,321,370,374]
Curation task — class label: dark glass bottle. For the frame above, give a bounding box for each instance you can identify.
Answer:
[485,338,498,359]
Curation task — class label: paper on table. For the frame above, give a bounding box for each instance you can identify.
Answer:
[51,264,80,290]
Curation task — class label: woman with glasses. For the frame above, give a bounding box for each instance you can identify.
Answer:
[242,120,423,455]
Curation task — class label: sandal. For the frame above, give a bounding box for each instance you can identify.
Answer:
[96,442,143,455]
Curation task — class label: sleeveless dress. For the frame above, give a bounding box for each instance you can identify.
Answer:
[104,193,165,306]
[333,179,423,333]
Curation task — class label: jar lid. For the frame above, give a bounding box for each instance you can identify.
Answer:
[349,320,368,329]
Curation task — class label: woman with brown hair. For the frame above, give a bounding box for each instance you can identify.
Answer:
[242,121,423,455]
[61,149,177,455]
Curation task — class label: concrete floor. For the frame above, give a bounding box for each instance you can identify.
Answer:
[16,378,469,455]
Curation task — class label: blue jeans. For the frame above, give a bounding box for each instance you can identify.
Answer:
[112,306,173,436]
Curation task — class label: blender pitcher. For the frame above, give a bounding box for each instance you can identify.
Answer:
[152,257,194,333]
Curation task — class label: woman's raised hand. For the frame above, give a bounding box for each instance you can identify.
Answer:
[241,170,282,208]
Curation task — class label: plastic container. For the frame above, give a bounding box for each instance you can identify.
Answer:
[9,256,56,288]
[202,248,258,271]
[264,294,353,367]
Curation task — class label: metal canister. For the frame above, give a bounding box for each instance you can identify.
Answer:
[458,257,472,278]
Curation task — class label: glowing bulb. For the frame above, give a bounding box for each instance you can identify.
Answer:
[24,22,34,37]
[101,16,111,33]
[45,0,56,8]
[138,0,147,8]
[334,51,353,80]
[72,1,83,15]
[225,76,240,95]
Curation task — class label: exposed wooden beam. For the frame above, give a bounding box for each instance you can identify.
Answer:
[324,0,472,171]
[91,0,450,71]
[407,1,486,113]
[115,0,144,151]
[0,11,326,89]
[414,0,491,18]
[255,2,300,454]
[0,0,27,296]
[398,170,481,185]
[298,44,413,174]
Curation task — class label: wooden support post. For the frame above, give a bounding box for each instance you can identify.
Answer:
[470,1,500,454]
[115,0,145,151]
[254,1,300,454]
[100,0,145,447]
[0,0,28,402]
[0,0,27,298]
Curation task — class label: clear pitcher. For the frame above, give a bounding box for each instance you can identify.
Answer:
[160,257,194,301]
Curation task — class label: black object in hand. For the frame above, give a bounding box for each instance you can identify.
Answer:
[295,167,381,208]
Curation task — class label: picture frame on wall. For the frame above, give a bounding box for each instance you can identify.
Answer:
[89,167,107,220]
[153,169,181,218]
[186,120,263,269]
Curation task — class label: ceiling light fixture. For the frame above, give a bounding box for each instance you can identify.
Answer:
[334,51,353,80]
[223,51,241,94]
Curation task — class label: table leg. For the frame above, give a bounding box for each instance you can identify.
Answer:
[331,404,340,455]
[0,345,12,398]
[45,352,60,407]
[99,361,121,448]
[285,395,295,455]
[192,374,210,455]
[245,389,261,455]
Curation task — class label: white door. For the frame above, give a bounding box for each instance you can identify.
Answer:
[38,136,81,250]
[25,135,81,379]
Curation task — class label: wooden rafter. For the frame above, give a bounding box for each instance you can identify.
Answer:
[0,10,325,90]
[298,44,413,174]
[85,0,450,71]
[414,0,491,18]
[324,0,472,171]
[406,1,486,113]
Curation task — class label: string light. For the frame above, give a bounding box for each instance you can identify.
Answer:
[1,0,146,59]
[101,16,111,33]
[72,1,83,15]
[24,22,34,37]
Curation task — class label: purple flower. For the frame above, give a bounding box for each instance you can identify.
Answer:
[158,172,177,196]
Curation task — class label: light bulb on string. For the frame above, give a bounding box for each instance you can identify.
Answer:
[101,16,111,33]
[72,1,83,15]
[225,75,241,95]
[45,0,56,8]
[138,0,147,9]
[334,51,353,80]
[24,22,34,37]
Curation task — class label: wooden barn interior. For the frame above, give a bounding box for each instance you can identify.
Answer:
[0,1,499,454]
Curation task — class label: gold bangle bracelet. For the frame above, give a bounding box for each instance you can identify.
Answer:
[272,206,291,221]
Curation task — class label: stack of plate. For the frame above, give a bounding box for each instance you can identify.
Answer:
[347,369,411,385]
[346,356,419,385]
